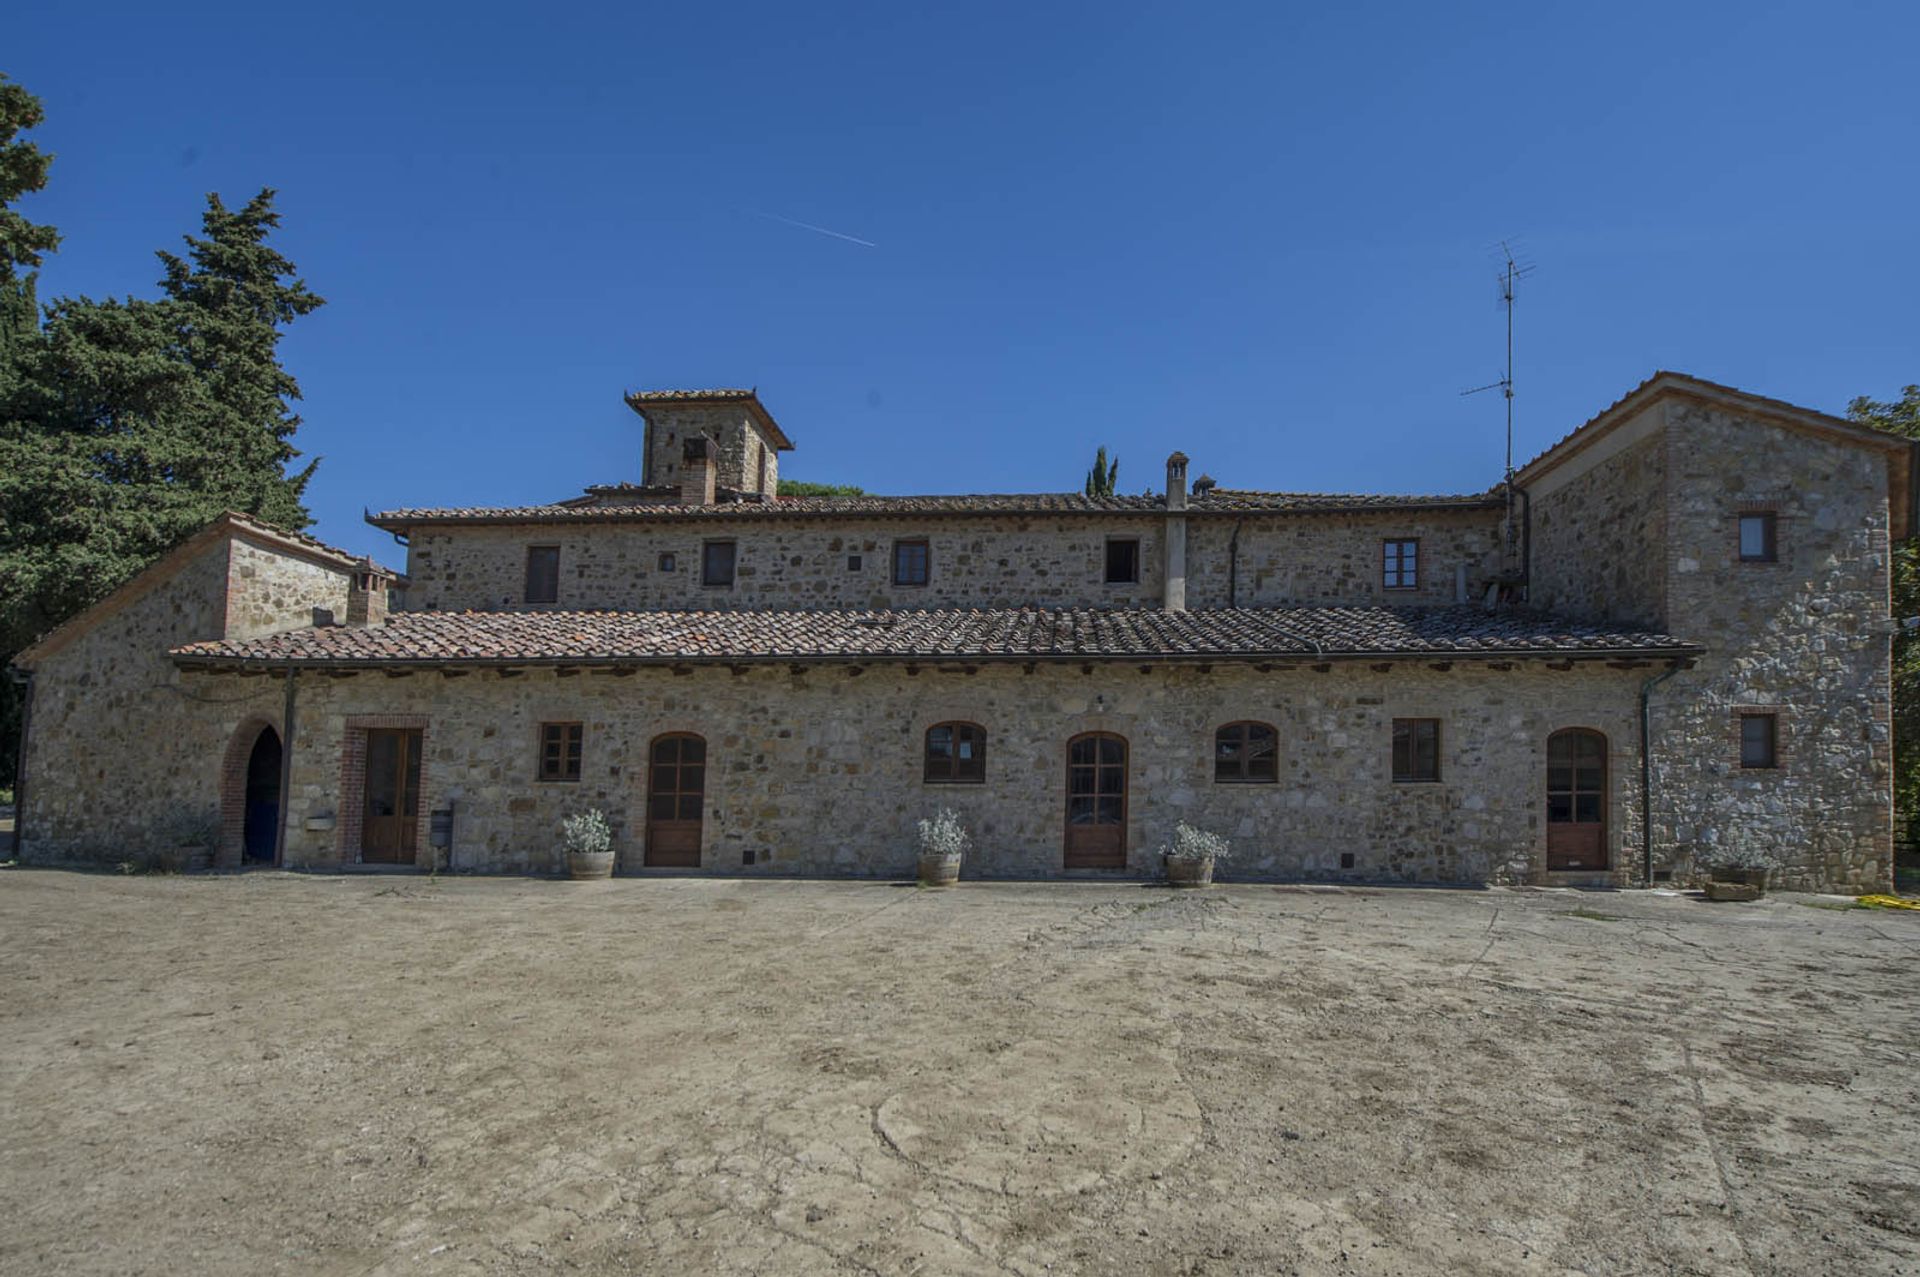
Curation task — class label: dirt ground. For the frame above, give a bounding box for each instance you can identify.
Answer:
[2,871,1917,1276]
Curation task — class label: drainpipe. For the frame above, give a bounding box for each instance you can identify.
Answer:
[1227,519,1245,609]
[274,669,298,867]
[1515,486,1533,603]
[8,669,31,862]
[1638,661,1682,885]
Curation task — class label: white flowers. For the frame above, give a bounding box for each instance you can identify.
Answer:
[1163,821,1230,864]
[562,808,612,855]
[917,807,971,859]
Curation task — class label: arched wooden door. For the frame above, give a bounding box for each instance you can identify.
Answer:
[1546,728,1608,871]
[1065,732,1127,870]
[645,733,705,867]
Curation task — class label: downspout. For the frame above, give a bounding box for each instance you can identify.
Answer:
[1514,486,1532,603]
[1638,661,1683,886]
[274,669,298,867]
[8,669,31,862]
[1227,519,1245,609]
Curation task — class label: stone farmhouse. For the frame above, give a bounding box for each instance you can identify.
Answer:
[10,372,1913,892]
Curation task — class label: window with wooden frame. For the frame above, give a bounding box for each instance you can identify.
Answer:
[924,722,986,783]
[537,722,583,782]
[1391,718,1441,782]
[1382,538,1419,591]
[1738,512,1778,563]
[1214,721,1278,783]
[893,538,930,587]
[701,540,736,587]
[1739,712,1779,769]
[657,551,677,573]
[1104,537,1141,585]
[524,545,560,605]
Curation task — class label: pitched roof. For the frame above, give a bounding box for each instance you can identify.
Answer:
[366,489,1502,528]
[1515,370,1919,535]
[623,387,794,450]
[14,512,399,670]
[171,604,1697,670]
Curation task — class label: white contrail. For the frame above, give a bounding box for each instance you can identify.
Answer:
[752,209,876,248]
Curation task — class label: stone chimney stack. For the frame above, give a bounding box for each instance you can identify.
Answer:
[346,560,391,627]
[1164,452,1190,611]
[680,435,718,506]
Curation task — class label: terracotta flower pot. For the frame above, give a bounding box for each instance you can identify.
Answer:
[917,852,961,887]
[568,850,615,880]
[1165,855,1215,888]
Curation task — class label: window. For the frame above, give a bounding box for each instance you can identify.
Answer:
[525,545,560,605]
[924,722,986,783]
[1215,721,1278,783]
[538,722,583,782]
[1105,537,1141,585]
[1383,539,1419,591]
[658,552,677,573]
[1739,513,1777,563]
[1392,718,1441,782]
[702,540,736,587]
[893,539,930,587]
[848,554,862,572]
[1739,713,1778,769]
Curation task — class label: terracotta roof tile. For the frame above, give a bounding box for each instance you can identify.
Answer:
[173,605,1697,668]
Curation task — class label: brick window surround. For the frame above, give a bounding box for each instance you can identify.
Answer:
[1732,706,1787,770]
[337,714,432,865]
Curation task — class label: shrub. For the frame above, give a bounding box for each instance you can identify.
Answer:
[917,807,971,859]
[562,809,612,856]
[1163,822,1230,863]
[1698,845,1779,871]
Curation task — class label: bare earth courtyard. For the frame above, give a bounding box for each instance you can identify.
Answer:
[2,873,1917,1276]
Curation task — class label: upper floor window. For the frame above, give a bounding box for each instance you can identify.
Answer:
[894,539,930,587]
[1383,539,1419,591]
[1215,721,1277,783]
[702,540,736,587]
[1105,537,1141,585]
[525,545,560,605]
[924,722,986,783]
[658,552,677,573]
[537,722,583,782]
[1739,712,1779,769]
[1738,512,1777,563]
[1392,718,1441,782]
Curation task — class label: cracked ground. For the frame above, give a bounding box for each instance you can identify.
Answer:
[2,871,1917,1275]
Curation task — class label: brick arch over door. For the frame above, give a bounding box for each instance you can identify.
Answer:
[219,716,281,868]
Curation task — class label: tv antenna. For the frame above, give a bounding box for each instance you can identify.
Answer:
[1462,240,1535,558]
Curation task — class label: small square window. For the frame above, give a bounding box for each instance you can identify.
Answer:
[848,554,862,572]
[1739,713,1778,769]
[538,722,583,782]
[1739,513,1777,563]
[702,540,736,587]
[1392,718,1441,782]
[525,545,560,605]
[1105,538,1140,585]
[1383,539,1419,590]
[658,552,676,573]
[893,539,930,587]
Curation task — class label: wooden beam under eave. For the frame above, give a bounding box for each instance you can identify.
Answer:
[441,668,470,679]
[555,667,581,678]
[1370,663,1392,674]
[383,669,415,679]
[496,668,525,679]
[1484,661,1514,672]
[1427,662,1453,673]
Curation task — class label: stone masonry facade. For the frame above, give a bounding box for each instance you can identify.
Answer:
[12,373,1913,893]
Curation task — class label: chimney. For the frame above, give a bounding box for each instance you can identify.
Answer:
[346,560,390,627]
[1164,451,1190,611]
[1192,473,1216,497]
[680,435,717,506]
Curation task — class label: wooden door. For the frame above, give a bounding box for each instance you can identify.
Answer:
[1546,729,1608,871]
[362,728,421,865]
[646,733,705,867]
[1065,732,1127,869]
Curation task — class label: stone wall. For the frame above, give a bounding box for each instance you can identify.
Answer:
[1527,407,1667,627]
[1183,509,1505,608]
[252,659,1650,885]
[1649,401,1894,893]
[640,403,779,496]
[227,537,355,638]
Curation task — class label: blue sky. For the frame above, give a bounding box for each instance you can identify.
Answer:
[11,1,1918,560]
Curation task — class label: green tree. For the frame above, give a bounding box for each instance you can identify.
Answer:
[1849,385,1920,839]
[778,480,866,498]
[1084,445,1119,498]
[0,73,59,399]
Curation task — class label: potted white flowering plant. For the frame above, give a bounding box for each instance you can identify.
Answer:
[1162,821,1230,888]
[916,807,970,887]
[1700,846,1777,901]
[563,809,615,880]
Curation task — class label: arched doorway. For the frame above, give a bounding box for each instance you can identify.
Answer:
[1064,732,1128,870]
[243,726,283,864]
[1546,728,1608,871]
